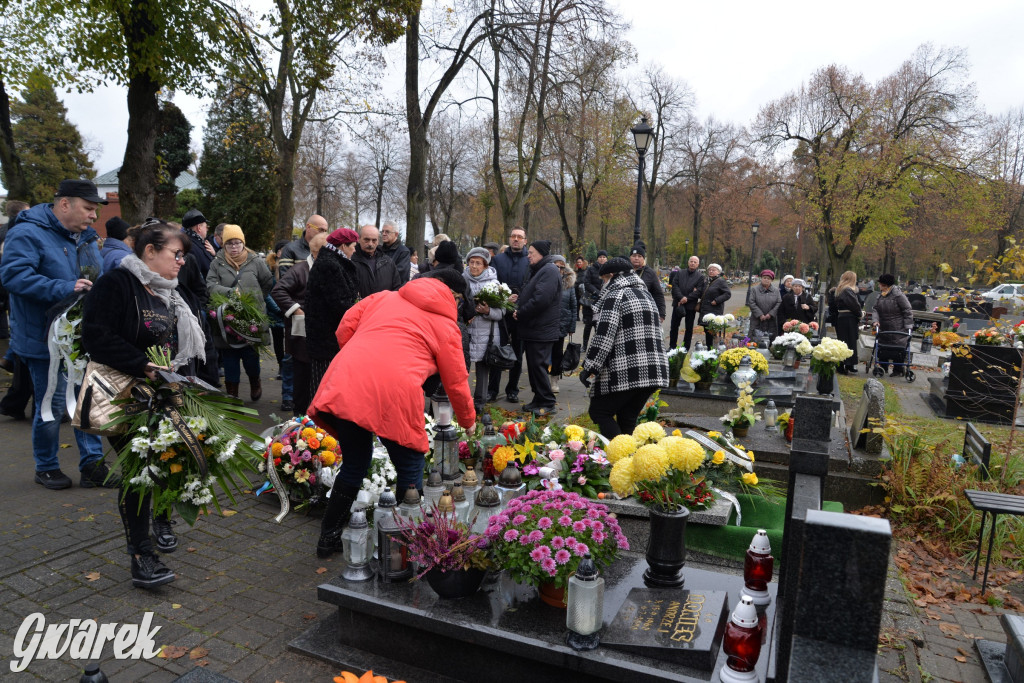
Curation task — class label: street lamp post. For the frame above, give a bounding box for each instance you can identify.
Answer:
[685,238,690,258]
[745,221,760,306]
[780,247,786,275]
[630,116,655,247]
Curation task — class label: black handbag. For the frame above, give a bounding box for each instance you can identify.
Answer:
[484,320,517,369]
[561,336,582,374]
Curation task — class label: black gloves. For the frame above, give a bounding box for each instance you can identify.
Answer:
[579,371,594,388]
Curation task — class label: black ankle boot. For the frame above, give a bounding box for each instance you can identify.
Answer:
[131,553,175,589]
[151,514,178,553]
[317,489,358,558]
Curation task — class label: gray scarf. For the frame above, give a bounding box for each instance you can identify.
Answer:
[118,254,207,369]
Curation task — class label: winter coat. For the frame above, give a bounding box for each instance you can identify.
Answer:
[583,272,668,396]
[184,228,214,276]
[205,249,274,349]
[271,256,312,363]
[779,290,817,324]
[873,286,914,332]
[699,276,731,316]
[81,268,217,385]
[492,248,531,294]
[0,203,104,359]
[635,265,666,319]
[515,255,561,342]
[558,268,578,338]
[305,247,360,361]
[101,237,133,272]
[381,240,412,285]
[278,236,310,278]
[671,267,706,311]
[749,284,782,335]
[582,263,604,308]
[830,287,863,319]
[463,265,505,363]
[350,247,401,298]
[307,278,475,452]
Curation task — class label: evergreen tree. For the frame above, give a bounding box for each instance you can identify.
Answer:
[6,70,93,204]
[154,100,193,218]
[198,86,278,249]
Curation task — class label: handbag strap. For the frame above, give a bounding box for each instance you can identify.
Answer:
[487,320,496,346]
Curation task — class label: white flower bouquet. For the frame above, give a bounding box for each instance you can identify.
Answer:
[770,332,810,359]
[701,313,736,334]
[475,281,516,311]
[809,337,854,378]
[689,349,721,382]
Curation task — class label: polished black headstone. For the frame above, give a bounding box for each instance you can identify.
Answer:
[602,587,729,671]
[792,395,833,442]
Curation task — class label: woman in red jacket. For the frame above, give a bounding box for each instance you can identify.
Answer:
[309,270,476,557]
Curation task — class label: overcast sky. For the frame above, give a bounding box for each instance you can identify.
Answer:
[8,0,1024,189]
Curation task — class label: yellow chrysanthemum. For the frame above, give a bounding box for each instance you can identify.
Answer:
[320,452,336,467]
[632,421,666,445]
[707,431,721,439]
[660,436,706,474]
[747,450,755,462]
[712,450,726,465]
[492,446,516,472]
[563,425,586,442]
[742,472,759,486]
[632,444,670,482]
[301,427,316,440]
[271,442,284,456]
[672,429,682,437]
[606,434,638,463]
[322,436,338,451]
[609,456,636,497]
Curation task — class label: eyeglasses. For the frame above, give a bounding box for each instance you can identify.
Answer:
[225,240,244,248]
[381,230,396,235]
[307,224,328,234]
[164,247,186,262]
[510,234,526,241]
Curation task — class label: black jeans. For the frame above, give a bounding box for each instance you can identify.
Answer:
[835,313,859,370]
[473,361,491,406]
[488,320,524,397]
[549,337,565,378]
[588,387,654,437]
[582,306,596,349]
[669,305,698,350]
[524,340,556,408]
[0,353,33,417]
[293,358,311,415]
[110,435,166,556]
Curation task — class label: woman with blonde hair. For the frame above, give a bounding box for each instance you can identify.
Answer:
[829,270,862,374]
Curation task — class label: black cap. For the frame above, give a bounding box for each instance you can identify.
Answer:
[434,239,459,265]
[422,267,469,298]
[55,179,107,205]
[531,240,551,257]
[879,273,896,286]
[105,216,130,240]
[630,245,646,258]
[599,257,632,276]
[182,208,207,229]
[596,249,608,258]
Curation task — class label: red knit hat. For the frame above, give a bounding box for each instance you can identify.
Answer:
[327,227,359,247]
[760,269,775,279]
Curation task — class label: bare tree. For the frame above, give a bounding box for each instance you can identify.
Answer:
[427,112,473,237]
[354,113,405,229]
[678,115,742,262]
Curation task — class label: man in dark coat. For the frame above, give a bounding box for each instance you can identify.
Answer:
[669,255,705,351]
[488,226,531,402]
[582,250,607,350]
[350,224,402,298]
[630,244,665,321]
[279,214,328,278]
[181,209,216,276]
[380,221,412,285]
[514,239,561,415]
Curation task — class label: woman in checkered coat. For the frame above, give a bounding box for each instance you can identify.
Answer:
[579,257,669,437]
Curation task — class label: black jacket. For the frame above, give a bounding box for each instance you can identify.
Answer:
[492,248,531,293]
[516,255,561,342]
[350,247,401,298]
[699,276,731,315]
[305,249,360,361]
[635,266,665,319]
[278,236,310,278]
[583,263,604,307]
[671,267,706,310]
[381,240,412,285]
[779,291,817,324]
[184,228,214,277]
[830,287,863,319]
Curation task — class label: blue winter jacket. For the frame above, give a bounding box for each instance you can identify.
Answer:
[0,203,104,359]
[492,248,530,294]
[101,237,133,272]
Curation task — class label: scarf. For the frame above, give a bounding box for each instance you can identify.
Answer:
[119,254,207,369]
[224,246,249,271]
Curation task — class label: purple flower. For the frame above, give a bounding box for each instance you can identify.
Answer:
[537,516,553,529]
[519,535,532,546]
[289,452,301,466]
[558,515,573,526]
[530,547,546,562]
[512,514,527,525]
[554,549,571,565]
[572,543,588,557]
[527,530,544,543]
[503,529,519,542]
[535,544,551,558]
[550,536,565,549]
[587,508,601,520]
[592,530,606,544]
[616,534,630,550]
[541,557,557,574]
[225,314,235,321]
[250,324,258,332]
[564,536,579,549]
[209,310,217,319]
[523,463,539,476]
[591,520,605,532]
[572,520,587,533]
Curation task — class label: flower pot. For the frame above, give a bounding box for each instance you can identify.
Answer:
[538,580,567,608]
[732,425,749,438]
[423,567,486,599]
[815,372,833,395]
[643,506,689,589]
[695,380,713,391]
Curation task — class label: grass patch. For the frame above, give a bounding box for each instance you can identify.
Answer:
[837,374,902,414]
[733,305,751,317]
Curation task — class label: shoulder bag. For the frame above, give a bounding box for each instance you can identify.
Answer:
[560,334,582,374]
[484,319,517,369]
[72,361,141,436]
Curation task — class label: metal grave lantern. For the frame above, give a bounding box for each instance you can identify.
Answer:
[340,507,374,582]
[431,387,460,481]
[376,508,412,583]
[730,354,758,391]
[566,552,604,651]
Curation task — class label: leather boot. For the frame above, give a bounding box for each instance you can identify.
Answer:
[317,488,358,558]
[249,376,262,401]
[225,381,240,398]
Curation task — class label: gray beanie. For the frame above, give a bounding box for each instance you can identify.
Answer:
[466,246,491,265]
[551,254,567,265]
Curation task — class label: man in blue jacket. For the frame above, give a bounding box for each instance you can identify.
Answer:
[0,180,116,490]
[488,226,531,402]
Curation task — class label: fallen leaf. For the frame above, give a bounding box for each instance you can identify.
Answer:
[197,660,209,667]
[221,510,238,517]
[189,647,209,660]
[187,547,197,552]
[159,645,188,660]
[59,443,71,449]
[172,604,182,609]
[303,613,317,620]
[62,503,73,508]
[938,622,962,636]
[84,571,100,581]
[316,567,328,574]
[955,656,966,663]
[957,647,970,657]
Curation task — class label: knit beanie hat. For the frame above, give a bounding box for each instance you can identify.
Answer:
[630,244,646,258]
[531,240,551,257]
[327,227,359,247]
[551,254,567,265]
[435,240,459,265]
[466,246,491,265]
[879,273,896,286]
[105,216,129,241]
[422,268,469,298]
[599,257,632,276]
[596,249,608,258]
[222,224,245,244]
[708,263,722,273]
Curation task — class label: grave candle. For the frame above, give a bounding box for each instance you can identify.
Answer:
[719,595,762,682]
[742,529,773,606]
[340,508,374,582]
[565,553,604,651]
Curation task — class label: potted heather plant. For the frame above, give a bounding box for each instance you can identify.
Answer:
[395,506,493,599]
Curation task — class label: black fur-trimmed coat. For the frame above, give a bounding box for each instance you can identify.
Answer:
[582,272,668,396]
[305,247,360,361]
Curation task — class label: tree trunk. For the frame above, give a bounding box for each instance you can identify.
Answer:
[273,139,296,244]
[0,76,29,201]
[120,72,160,223]
[690,193,702,259]
[405,10,427,261]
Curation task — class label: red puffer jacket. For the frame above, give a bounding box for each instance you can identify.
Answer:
[308,278,475,452]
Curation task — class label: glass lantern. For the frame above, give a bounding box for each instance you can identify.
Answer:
[763,400,779,433]
[719,595,762,682]
[566,552,604,651]
[470,482,501,535]
[460,468,480,521]
[478,414,505,481]
[375,509,412,583]
[495,466,526,509]
[397,485,423,524]
[730,355,758,391]
[782,346,797,368]
[437,490,456,521]
[371,489,398,560]
[340,507,374,582]
[742,529,774,606]
[431,390,460,482]
[451,485,472,525]
[423,469,446,508]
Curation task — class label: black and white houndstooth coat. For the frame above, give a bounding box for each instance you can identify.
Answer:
[583,272,669,396]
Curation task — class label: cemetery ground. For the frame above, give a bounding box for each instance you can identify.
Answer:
[0,305,1021,682]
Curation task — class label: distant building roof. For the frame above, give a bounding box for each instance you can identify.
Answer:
[94,167,200,192]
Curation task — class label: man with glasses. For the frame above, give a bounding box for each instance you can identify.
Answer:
[379,221,412,285]
[351,224,402,298]
[278,214,328,278]
[488,226,530,403]
[0,179,116,491]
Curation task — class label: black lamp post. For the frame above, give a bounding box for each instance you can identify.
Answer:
[630,116,655,246]
[745,220,760,306]
[685,238,690,258]
[780,247,786,274]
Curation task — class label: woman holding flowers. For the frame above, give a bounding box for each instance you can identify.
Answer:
[205,225,274,400]
[699,263,731,348]
[308,270,476,559]
[462,247,505,412]
[82,220,214,589]
[778,278,817,325]
[580,257,668,437]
